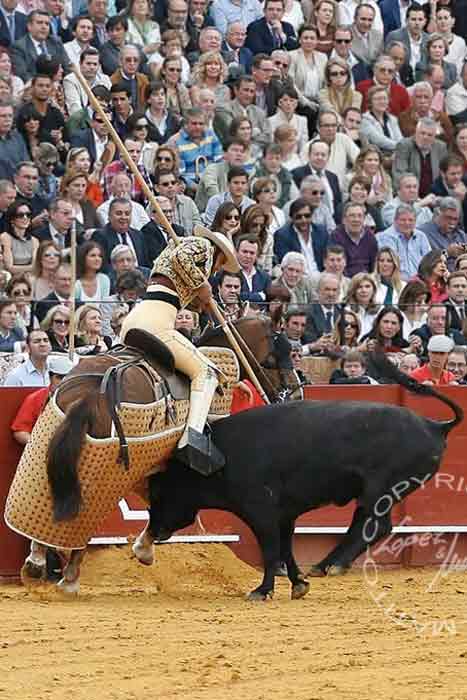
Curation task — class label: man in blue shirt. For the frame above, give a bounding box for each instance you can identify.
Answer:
[376,203,432,280]
[175,107,223,192]
[4,330,51,387]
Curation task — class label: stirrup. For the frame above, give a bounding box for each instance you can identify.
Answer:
[176,427,225,476]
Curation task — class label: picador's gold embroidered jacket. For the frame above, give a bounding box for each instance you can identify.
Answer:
[151,237,214,308]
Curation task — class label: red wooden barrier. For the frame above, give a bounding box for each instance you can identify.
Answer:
[2,386,467,577]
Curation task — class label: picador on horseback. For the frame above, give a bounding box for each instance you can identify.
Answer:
[120,225,241,476]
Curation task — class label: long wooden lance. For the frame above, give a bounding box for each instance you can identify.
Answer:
[70,63,271,404]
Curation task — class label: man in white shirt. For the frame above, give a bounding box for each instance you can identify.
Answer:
[4,330,51,387]
[313,110,359,189]
[97,173,150,229]
[385,4,429,73]
[63,47,111,116]
[382,173,436,227]
[64,15,94,64]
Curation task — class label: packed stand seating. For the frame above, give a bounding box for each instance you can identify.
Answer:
[2,0,467,389]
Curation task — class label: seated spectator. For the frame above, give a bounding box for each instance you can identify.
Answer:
[103,138,151,205]
[100,16,129,77]
[376,204,432,281]
[350,3,383,65]
[6,274,35,336]
[147,28,191,84]
[16,105,46,162]
[70,109,115,171]
[451,124,467,175]
[385,40,413,88]
[107,243,143,291]
[210,201,241,240]
[3,329,50,385]
[329,350,378,385]
[0,300,24,353]
[75,240,111,303]
[253,143,298,209]
[141,197,184,267]
[59,171,100,238]
[276,251,314,306]
[0,100,29,179]
[416,250,449,304]
[374,247,406,305]
[251,176,286,236]
[345,145,393,210]
[35,263,73,324]
[312,109,360,190]
[40,304,72,353]
[286,175,336,233]
[245,0,297,56]
[33,197,75,252]
[409,303,466,359]
[330,202,378,277]
[288,25,326,120]
[339,176,384,233]
[34,143,60,207]
[268,86,309,155]
[292,139,342,218]
[100,269,147,338]
[341,107,363,149]
[357,54,410,116]
[344,271,379,338]
[273,124,302,171]
[311,0,336,55]
[66,147,105,207]
[360,305,414,355]
[399,353,421,375]
[398,279,430,339]
[421,197,467,271]
[190,51,230,108]
[75,303,112,353]
[214,75,271,151]
[239,204,273,275]
[398,81,454,143]
[433,5,466,75]
[92,197,149,272]
[235,234,271,304]
[144,80,182,146]
[410,334,456,385]
[63,47,112,117]
[302,271,342,356]
[445,61,467,126]
[360,86,403,155]
[154,169,202,234]
[0,179,17,232]
[157,55,192,118]
[456,254,467,274]
[225,117,262,172]
[431,159,467,232]
[447,345,467,384]
[10,9,70,82]
[195,140,248,212]
[212,270,248,324]
[174,106,223,191]
[309,244,350,302]
[31,241,61,300]
[274,197,329,274]
[331,310,361,355]
[121,112,158,175]
[203,166,254,227]
[0,49,24,103]
[415,33,457,90]
[318,58,362,120]
[124,0,161,58]
[0,200,38,275]
[111,45,149,112]
[97,172,150,230]
[283,307,306,344]
[393,118,448,196]
[381,173,435,229]
[109,303,130,344]
[445,271,467,331]
[175,309,199,340]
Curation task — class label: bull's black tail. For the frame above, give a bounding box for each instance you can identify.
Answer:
[47,395,97,521]
[370,353,464,433]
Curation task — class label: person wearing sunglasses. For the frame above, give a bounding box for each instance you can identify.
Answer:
[356,55,410,117]
[158,55,192,118]
[292,175,336,233]
[40,304,72,353]
[274,197,329,274]
[111,45,149,112]
[330,25,371,86]
[35,143,60,206]
[320,58,362,122]
[210,201,241,240]
[0,200,38,275]
[154,169,202,234]
[330,311,361,355]
[31,241,61,301]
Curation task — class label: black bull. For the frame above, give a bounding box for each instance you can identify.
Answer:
[147,360,463,601]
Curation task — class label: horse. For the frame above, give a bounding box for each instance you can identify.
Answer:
[21,315,297,593]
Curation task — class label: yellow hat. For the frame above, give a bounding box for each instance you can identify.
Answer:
[194,225,240,274]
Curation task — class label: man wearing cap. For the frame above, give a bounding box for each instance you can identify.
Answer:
[120,226,240,475]
[410,335,457,385]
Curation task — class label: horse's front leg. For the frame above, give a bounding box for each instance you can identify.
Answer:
[22,540,47,579]
[132,521,155,565]
[57,548,86,594]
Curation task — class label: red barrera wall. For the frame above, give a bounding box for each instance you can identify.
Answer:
[2,386,467,579]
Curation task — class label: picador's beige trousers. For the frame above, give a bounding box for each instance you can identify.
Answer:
[120,286,218,444]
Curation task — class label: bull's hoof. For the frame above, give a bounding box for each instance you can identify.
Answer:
[327,564,350,576]
[291,579,310,600]
[21,560,45,581]
[305,564,327,578]
[57,578,80,595]
[132,540,154,566]
[246,589,274,602]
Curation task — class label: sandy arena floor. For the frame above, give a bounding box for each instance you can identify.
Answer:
[2,544,467,700]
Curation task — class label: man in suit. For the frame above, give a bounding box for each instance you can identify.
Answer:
[111,44,148,112]
[222,21,253,73]
[351,3,383,66]
[70,109,111,167]
[0,0,27,49]
[34,263,74,323]
[43,0,72,43]
[33,197,74,250]
[214,75,271,148]
[235,234,271,304]
[385,3,429,72]
[330,25,372,86]
[379,0,403,37]
[445,272,467,332]
[99,15,128,76]
[393,118,448,194]
[292,140,342,218]
[88,0,109,50]
[93,197,149,272]
[274,198,329,273]
[245,0,297,56]
[10,10,70,83]
[141,196,185,267]
[302,272,342,354]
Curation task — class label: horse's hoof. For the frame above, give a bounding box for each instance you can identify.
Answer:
[327,564,350,576]
[246,590,274,602]
[22,560,45,580]
[57,578,80,595]
[132,541,154,566]
[291,580,310,600]
[305,564,326,578]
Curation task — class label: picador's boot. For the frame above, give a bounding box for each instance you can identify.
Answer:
[176,368,225,476]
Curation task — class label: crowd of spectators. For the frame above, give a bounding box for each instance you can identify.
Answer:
[1,0,467,387]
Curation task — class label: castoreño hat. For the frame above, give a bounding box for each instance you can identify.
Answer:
[48,354,75,376]
[194,225,240,274]
[427,335,454,353]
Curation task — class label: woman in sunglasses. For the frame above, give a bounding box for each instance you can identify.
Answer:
[331,310,362,354]
[153,144,180,176]
[158,56,192,118]
[210,202,241,240]
[16,104,45,161]
[41,304,72,353]
[0,200,38,275]
[31,241,61,300]
[319,58,362,121]
[35,143,60,206]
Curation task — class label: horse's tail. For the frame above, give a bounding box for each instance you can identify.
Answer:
[47,394,98,522]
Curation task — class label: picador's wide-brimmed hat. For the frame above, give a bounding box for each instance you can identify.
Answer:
[194,225,240,274]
